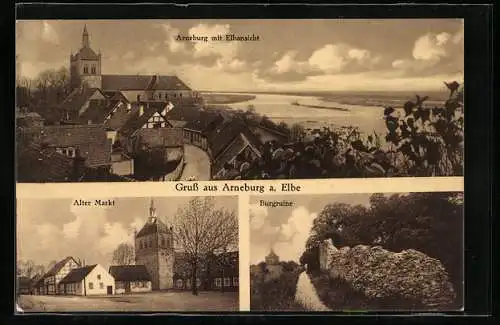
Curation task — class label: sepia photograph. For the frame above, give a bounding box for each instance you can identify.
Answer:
[16,196,239,312]
[16,19,464,182]
[250,192,463,311]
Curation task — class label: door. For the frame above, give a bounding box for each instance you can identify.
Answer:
[107,286,113,295]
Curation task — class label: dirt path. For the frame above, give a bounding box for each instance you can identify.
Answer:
[17,291,238,312]
[294,271,331,311]
[180,145,211,181]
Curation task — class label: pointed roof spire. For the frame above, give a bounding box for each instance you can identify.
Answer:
[82,24,90,48]
[149,199,157,222]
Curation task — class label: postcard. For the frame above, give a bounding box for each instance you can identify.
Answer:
[15,19,464,182]
[16,196,239,312]
[249,192,464,312]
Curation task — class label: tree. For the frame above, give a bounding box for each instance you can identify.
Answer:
[303,192,464,302]
[172,197,238,295]
[290,123,306,142]
[112,243,135,265]
[17,260,36,278]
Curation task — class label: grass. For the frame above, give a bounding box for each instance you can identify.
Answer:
[250,269,306,311]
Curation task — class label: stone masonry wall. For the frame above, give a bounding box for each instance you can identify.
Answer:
[318,240,456,308]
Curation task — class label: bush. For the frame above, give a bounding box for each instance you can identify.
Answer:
[217,82,464,179]
[250,268,306,311]
[309,270,426,311]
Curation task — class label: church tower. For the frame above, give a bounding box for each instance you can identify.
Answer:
[134,199,175,290]
[70,24,102,90]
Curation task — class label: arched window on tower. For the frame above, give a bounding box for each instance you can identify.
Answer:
[91,64,96,74]
[83,64,88,74]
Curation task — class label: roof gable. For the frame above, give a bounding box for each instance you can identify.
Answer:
[109,265,152,281]
[75,46,100,61]
[44,257,79,277]
[59,264,97,284]
[61,87,104,112]
[102,75,192,92]
[136,218,171,238]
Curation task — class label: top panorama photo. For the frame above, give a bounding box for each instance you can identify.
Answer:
[15,19,464,183]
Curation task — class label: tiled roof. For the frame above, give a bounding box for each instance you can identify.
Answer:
[37,125,112,167]
[136,218,172,238]
[165,103,205,123]
[102,75,192,91]
[208,119,262,160]
[173,251,239,278]
[17,141,75,182]
[119,102,170,137]
[61,87,103,112]
[184,111,223,132]
[147,75,192,91]
[74,46,100,60]
[134,127,184,148]
[109,265,152,282]
[17,134,133,183]
[104,101,139,131]
[45,257,79,277]
[76,99,113,124]
[212,134,247,175]
[59,265,97,284]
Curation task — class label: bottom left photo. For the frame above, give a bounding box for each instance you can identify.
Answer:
[16,195,239,312]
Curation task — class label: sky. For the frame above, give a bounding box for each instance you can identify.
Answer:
[249,193,377,265]
[16,19,464,91]
[17,196,237,270]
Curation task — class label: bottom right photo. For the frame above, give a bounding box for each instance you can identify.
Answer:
[249,192,464,312]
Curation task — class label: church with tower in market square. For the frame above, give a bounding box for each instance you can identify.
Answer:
[133,200,239,291]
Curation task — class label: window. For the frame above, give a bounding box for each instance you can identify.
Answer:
[224,277,231,287]
[97,274,101,280]
[100,282,104,289]
[88,282,94,289]
[176,279,183,288]
[233,277,239,287]
[196,278,201,287]
[161,238,165,247]
[186,279,191,288]
[91,64,96,74]
[215,278,222,288]
[83,65,88,74]
[158,93,162,100]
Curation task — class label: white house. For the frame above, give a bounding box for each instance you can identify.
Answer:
[58,264,115,296]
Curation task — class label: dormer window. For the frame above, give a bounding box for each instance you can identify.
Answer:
[83,65,88,74]
[127,103,132,111]
[91,64,96,74]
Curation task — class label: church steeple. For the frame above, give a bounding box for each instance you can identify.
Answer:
[82,24,90,48]
[149,199,157,222]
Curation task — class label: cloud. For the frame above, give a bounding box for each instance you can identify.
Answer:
[122,51,135,60]
[412,32,451,61]
[392,24,464,77]
[250,204,268,230]
[189,23,240,60]
[250,204,317,263]
[42,21,59,44]
[162,24,188,54]
[258,43,382,82]
[273,206,316,262]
